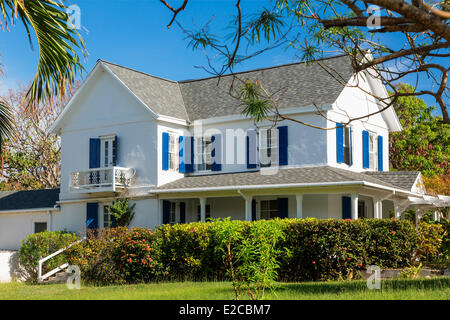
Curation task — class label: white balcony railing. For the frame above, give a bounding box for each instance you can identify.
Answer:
[70,167,135,193]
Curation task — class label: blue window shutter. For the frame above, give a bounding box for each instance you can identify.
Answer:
[252,199,257,221]
[86,203,98,233]
[162,200,170,224]
[211,134,222,171]
[246,130,257,169]
[277,198,288,219]
[342,196,351,219]
[162,132,169,171]
[187,137,194,173]
[180,202,186,223]
[112,136,118,166]
[350,127,353,166]
[378,135,383,171]
[336,124,344,163]
[278,126,288,165]
[179,136,185,173]
[89,138,100,169]
[179,136,194,173]
[362,130,369,169]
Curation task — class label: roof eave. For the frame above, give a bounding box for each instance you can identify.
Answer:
[151,180,415,196]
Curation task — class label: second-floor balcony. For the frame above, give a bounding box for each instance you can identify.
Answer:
[70,167,136,193]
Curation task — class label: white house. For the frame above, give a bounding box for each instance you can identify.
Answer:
[0,55,448,250]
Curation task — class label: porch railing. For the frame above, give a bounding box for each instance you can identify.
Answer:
[38,238,86,283]
[70,166,135,192]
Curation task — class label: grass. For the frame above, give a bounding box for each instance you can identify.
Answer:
[0,277,449,300]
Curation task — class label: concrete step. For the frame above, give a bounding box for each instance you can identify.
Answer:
[42,270,69,284]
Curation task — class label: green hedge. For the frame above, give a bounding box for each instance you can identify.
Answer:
[65,218,445,285]
[18,230,79,283]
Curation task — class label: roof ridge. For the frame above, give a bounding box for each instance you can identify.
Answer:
[327,167,401,189]
[178,54,349,84]
[325,166,360,182]
[365,171,420,175]
[99,59,179,84]
[98,54,349,85]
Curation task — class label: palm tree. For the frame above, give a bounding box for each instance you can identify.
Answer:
[0,0,85,146]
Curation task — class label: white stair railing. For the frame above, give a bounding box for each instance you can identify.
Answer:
[38,238,86,283]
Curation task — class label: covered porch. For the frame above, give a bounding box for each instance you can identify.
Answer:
[156,192,395,224]
[152,167,429,224]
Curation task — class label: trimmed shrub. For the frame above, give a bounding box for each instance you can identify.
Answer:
[18,231,79,283]
[67,227,160,285]
[416,222,444,261]
[65,218,444,285]
[116,228,161,283]
[66,227,128,285]
[152,222,222,280]
[279,219,420,281]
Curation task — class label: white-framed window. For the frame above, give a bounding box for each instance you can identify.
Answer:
[100,135,116,168]
[197,204,211,221]
[368,132,378,170]
[260,199,278,220]
[103,204,111,228]
[259,128,278,167]
[169,202,177,224]
[168,133,179,171]
[34,222,47,233]
[343,127,352,165]
[197,136,212,172]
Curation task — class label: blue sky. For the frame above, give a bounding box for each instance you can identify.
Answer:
[0,0,444,110]
[0,1,295,90]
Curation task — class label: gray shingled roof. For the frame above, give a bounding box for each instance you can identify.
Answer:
[0,188,60,211]
[102,55,354,121]
[364,171,420,191]
[154,166,404,192]
[102,62,188,120]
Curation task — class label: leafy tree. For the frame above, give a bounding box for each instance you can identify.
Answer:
[212,218,285,300]
[159,0,449,127]
[0,84,76,190]
[389,83,449,180]
[108,199,136,227]
[0,0,85,151]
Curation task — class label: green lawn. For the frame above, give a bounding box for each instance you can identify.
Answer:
[0,277,449,300]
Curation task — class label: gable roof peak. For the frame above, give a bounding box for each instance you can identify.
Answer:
[98,59,178,84]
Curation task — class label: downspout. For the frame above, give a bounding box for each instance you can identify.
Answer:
[237,189,250,201]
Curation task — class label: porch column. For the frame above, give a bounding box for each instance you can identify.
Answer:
[199,197,206,222]
[415,208,424,228]
[351,193,358,220]
[433,210,440,222]
[159,199,164,225]
[394,203,402,219]
[374,198,382,219]
[295,194,303,219]
[379,200,383,219]
[244,196,253,221]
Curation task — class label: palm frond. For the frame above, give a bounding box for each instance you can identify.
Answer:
[0,97,15,152]
[0,0,85,111]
